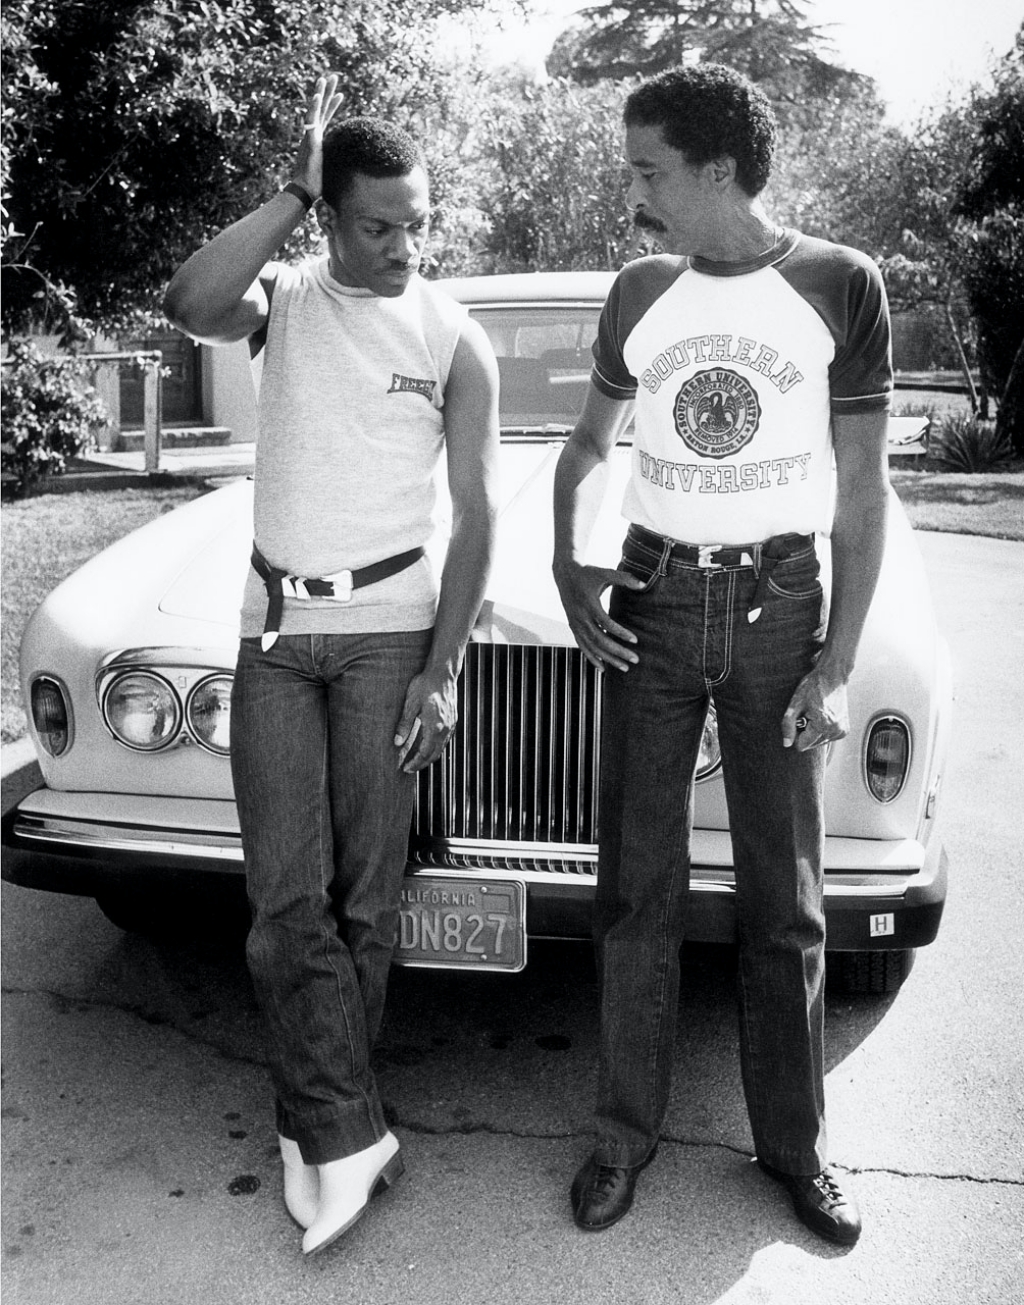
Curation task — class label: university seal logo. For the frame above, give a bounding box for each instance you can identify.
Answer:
[673,368,761,459]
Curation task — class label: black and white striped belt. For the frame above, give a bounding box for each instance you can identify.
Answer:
[250,542,425,651]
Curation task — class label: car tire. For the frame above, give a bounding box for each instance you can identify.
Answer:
[828,949,916,995]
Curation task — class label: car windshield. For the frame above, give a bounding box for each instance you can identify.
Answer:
[468,305,603,433]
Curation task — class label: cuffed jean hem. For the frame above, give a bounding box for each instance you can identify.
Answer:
[277,1097,389,1168]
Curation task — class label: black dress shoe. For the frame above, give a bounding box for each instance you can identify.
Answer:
[758,1160,862,1245]
[571,1148,656,1232]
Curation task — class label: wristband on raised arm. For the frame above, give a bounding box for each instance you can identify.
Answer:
[281,181,314,211]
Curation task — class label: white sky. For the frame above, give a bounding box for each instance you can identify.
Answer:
[492,0,1022,124]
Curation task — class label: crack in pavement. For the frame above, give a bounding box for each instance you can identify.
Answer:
[5,986,1022,1191]
[390,1124,1024,1188]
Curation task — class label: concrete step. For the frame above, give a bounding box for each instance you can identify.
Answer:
[113,426,232,452]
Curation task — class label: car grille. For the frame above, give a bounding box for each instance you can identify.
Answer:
[411,644,602,874]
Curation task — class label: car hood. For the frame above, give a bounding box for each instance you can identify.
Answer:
[157,442,637,645]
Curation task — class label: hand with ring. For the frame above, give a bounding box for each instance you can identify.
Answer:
[782,673,850,751]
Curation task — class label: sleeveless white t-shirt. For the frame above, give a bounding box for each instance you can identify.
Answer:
[239,259,467,637]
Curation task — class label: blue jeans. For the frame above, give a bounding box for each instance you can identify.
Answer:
[230,629,432,1166]
[593,526,829,1175]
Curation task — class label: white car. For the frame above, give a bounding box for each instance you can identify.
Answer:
[2,273,951,993]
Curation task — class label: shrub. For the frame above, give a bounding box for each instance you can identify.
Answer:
[930,411,1016,473]
[0,340,108,497]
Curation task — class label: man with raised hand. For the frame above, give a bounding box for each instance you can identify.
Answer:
[165,75,498,1256]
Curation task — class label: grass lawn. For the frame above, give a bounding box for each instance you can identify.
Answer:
[1,464,1022,745]
[890,465,1024,541]
[1,484,206,743]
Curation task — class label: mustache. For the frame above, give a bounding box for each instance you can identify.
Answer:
[633,209,667,234]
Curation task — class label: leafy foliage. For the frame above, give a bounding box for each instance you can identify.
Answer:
[771,24,1023,450]
[930,412,1017,474]
[951,30,1024,451]
[1,340,109,495]
[475,76,659,273]
[0,0,498,336]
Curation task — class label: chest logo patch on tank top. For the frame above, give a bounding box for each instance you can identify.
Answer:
[673,368,761,459]
[388,373,437,402]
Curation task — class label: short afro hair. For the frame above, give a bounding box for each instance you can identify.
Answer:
[624,63,777,197]
[321,117,427,209]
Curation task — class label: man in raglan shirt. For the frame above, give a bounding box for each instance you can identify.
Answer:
[164,77,498,1256]
[552,63,892,1245]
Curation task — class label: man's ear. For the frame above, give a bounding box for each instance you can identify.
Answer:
[314,198,335,236]
[710,155,737,187]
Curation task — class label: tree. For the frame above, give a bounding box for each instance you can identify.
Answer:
[954,28,1024,452]
[771,87,983,381]
[546,0,867,124]
[1,0,498,340]
[475,76,656,273]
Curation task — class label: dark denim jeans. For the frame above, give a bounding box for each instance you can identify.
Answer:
[230,629,432,1166]
[593,526,829,1175]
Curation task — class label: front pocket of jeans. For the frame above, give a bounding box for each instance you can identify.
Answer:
[766,552,821,600]
[619,550,663,593]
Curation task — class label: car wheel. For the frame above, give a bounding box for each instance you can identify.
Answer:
[828,949,916,995]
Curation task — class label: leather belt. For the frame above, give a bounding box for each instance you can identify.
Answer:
[628,524,815,623]
[251,542,425,651]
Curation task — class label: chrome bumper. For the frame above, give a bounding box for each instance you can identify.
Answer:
[3,789,946,951]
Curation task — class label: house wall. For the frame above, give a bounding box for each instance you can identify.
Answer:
[202,340,260,442]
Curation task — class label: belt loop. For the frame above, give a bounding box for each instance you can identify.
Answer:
[658,537,672,577]
[752,541,762,578]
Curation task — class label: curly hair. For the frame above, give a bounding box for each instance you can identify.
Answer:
[321,117,427,209]
[624,63,777,197]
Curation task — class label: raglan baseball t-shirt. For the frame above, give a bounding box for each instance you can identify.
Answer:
[591,229,892,545]
[239,258,467,637]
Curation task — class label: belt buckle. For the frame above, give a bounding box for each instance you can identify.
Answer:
[326,569,353,602]
[697,545,722,569]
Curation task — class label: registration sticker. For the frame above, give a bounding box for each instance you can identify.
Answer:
[394,874,527,972]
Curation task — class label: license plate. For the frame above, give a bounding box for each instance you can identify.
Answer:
[393,874,526,972]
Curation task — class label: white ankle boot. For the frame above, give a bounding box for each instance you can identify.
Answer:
[278,1134,319,1230]
[301,1131,404,1256]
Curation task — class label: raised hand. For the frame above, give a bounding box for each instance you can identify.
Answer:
[292,74,344,202]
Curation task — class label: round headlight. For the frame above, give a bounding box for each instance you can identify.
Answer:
[103,671,180,751]
[187,674,233,755]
